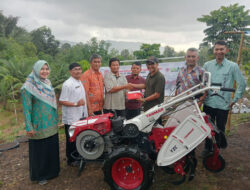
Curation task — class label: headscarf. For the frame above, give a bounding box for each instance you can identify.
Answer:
[21,60,57,109]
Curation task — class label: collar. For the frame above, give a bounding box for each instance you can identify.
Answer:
[90,67,101,74]
[129,74,140,80]
[149,70,159,78]
[70,76,81,83]
[216,58,227,66]
[111,72,120,77]
[184,65,198,73]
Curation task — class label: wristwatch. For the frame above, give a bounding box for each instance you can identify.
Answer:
[74,102,77,106]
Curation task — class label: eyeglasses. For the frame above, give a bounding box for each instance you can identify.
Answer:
[71,67,82,71]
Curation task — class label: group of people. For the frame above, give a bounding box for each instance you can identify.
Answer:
[21,40,246,185]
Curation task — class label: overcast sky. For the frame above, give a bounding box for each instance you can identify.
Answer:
[1,0,249,51]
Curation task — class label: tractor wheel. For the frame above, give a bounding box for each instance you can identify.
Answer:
[203,154,225,173]
[160,156,191,185]
[76,130,105,160]
[103,146,154,190]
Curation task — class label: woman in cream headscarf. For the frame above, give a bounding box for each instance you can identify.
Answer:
[21,60,60,185]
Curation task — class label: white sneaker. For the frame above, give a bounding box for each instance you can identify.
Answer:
[38,180,48,185]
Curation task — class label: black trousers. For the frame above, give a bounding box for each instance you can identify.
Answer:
[125,108,141,120]
[64,124,78,164]
[29,134,60,181]
[203,105,229,150]
[104,109,126,118]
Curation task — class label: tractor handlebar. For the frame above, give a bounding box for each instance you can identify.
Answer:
[220,88,235,92]
[211,83,222,86]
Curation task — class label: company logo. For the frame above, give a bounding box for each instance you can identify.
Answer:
[146,108,164,117]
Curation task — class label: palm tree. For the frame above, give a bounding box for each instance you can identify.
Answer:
[0,59,32,113]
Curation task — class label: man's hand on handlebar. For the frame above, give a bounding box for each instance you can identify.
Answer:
[230,102,235,109]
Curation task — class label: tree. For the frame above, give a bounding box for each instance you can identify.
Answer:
[0,12,19,38]
[98,39,111,63]
[198,44,213,66]
[241,45,250,86]
[163,46,176,57]
[133,43,161,59]
[0,59,33,109]
[120,49,135,61]
[49,61,69,92]
[10,27,32,45]
[176,51,185,57]
[31,26,60,56]
[60,43,71,51]
[79,59,90,72]
[120,49,129,58]
[109,48,119,58]
[85,37,111,64]
[197,4,250,61]
[0,37,26,61]
[23,42,37,57]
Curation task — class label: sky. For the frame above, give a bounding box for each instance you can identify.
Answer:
[1,0,250,51]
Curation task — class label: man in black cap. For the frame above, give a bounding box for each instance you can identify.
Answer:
[129,56,165,111]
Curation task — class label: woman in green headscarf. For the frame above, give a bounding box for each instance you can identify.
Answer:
[21,60,60,185]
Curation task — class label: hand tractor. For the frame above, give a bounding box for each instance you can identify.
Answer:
[69,72,235,190]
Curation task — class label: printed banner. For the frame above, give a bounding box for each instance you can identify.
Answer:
[100,62,185,96]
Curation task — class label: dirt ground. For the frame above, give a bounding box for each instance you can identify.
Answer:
[0,122,249,190]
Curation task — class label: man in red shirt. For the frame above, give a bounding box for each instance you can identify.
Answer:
[125,62,146,119]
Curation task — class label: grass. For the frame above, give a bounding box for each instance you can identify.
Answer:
[231,112,250,126]
[227,112,250,136]
[0,102,65,143]
[0,106,26,143]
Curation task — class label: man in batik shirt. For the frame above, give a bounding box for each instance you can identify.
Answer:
[175,48,206,106]
[80,54,104,115]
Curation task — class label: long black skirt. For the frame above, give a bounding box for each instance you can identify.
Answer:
[29,133,60,181]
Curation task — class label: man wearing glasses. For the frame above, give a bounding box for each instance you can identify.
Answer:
[59,62,88,166]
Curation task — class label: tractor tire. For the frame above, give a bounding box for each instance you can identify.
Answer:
[160,156,190,185]
[103,145,154,190]
[203,153,225,173]
[76,130,105,160]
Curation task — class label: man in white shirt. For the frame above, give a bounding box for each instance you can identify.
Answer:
[59,62,88,166]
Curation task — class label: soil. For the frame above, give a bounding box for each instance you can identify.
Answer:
[0,123,249,190]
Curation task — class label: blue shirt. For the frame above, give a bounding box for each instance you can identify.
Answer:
[203,58,246,110]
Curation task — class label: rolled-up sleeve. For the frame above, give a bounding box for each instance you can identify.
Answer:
[232,64,246,103]
[21,89,33,132]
